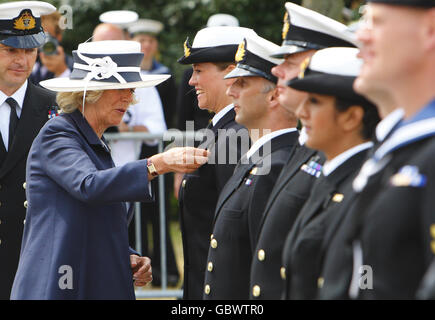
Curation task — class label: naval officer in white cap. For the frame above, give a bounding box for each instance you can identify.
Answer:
[0,0,57,300]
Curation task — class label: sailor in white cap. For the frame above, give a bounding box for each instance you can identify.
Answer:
[10,40,209,299]
[177,26,256,299]
[0,0,57,299]
[98,9,138,40]
[246,2,357,300]
[206,13,239,27]
[203,34,299,300]
[282,47,379,300]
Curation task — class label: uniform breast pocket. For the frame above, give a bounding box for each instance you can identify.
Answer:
[221,207,244,220]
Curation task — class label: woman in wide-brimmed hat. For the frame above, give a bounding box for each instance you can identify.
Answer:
[10,40,208,300]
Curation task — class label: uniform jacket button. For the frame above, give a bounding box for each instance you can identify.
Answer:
[182,179,186,188]
[23,200,28,208]
[280,267,286,280]
[210,238,217,249]
[204,284,211,295]
[23,182,26,189]
[252,285,261,297]
[317,277,324,289]
[207,262,213,272]
[258,249,265,261]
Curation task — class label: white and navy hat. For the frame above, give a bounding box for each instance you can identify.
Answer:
[128,19,164,37]
[99,10,139,28]
[271,2,357,58]
[206,14,239,27]
[40,40,170,92]
[178,26,257,64]
[224,35,283,83]
[0,1,56,49]
[287,47,374,106]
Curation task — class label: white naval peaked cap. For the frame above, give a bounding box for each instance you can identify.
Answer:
[288,47,374,105]
[0,1,56,49]
[178,26,257,64]
[271,2,357,58]
[225,35,283,83]
[206,13,239,27]
[128,19,164,36]
[99,10,139,28]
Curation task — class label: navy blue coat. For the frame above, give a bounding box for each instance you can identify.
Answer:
[10,109,152,300]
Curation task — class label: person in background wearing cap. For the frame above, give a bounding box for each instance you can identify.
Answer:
[9,40,208,300]
[282,47,380,300]
[127,18,180,286]
[319,0,435,300]
[0,1,58,300]
[174,13,240,198]
[129,18,176,128]
[248,2,356,300]
[203,35,297,300]
[29,11,73,86]
[177,26,255,299]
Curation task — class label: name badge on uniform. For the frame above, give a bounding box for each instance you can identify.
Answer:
[301,156,323,178]
[390,165,426,188]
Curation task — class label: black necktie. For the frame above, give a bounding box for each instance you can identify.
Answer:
[6,97,19,149]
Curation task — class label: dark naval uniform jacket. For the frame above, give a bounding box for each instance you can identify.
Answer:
[178,106,248,299]
[318,109,403,300]
[10,109,152,299]
[0,81,57,300]
[203,130,298,300]
[249,144,324,300]
[281,144,372,300]
[339,100,435,299]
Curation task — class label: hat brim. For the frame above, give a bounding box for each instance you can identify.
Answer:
[40,74,171,92]
[0,31,45,49]
[224,66,259,79]
[270,44,310,58]
[288,74,366,104]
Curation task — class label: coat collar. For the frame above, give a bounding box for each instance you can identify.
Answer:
[69,109,111,153]
[0,81,50,178]
[213,130,299,222]
[374,99,435,161]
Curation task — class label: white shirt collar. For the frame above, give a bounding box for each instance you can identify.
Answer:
[322,141,374,177]
[246,128,297,160]
[0,81,28,116]
[298,126,308,146]
[375,108,404,142]
[212,103,234,127]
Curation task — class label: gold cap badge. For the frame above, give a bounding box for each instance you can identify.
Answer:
[235,39,246,63]
[183,39,191,58]
[13,10,36,31]
[282,12,290,40]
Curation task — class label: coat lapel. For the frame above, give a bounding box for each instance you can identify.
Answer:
[0,83,48,179]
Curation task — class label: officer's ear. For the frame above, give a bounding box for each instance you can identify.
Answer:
[339,105,364,134]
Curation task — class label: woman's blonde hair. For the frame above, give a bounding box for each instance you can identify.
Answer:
[56,90,104,113]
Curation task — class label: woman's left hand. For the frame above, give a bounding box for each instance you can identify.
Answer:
[130,255,152,286]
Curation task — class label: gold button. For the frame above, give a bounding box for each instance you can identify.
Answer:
[23,219,26,225]
[317,277,324,289]
[207,262,213,272]
[24,201,28,209]
[182,179,186,188]
[0,239,2,245]
[210,234,214,240]
[252,285,260,297]
[0,219,2,224]
[280,267,286,280]
[23,182,26,189]
[0,201,2,207]
[204,284,210,295]
[258,249,265,261]
[211,238,217,249]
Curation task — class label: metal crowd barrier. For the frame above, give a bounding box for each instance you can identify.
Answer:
[104,131,199,300]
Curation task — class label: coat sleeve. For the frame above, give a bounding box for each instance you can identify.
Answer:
[38,127,152,205]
